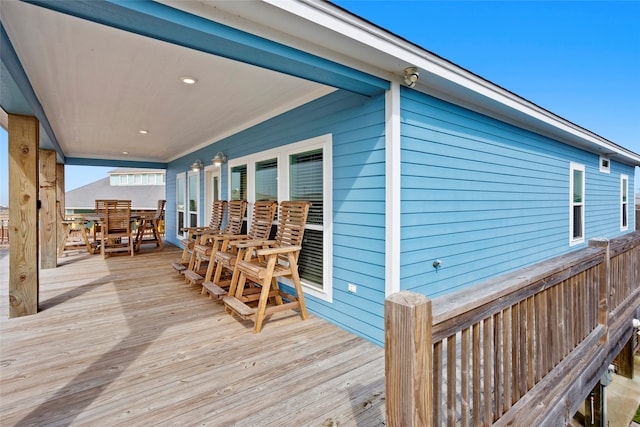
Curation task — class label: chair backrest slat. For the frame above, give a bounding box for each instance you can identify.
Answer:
[223,200,247,235]
[274,201,311,263]
[154,200,166,221]
[208,200,227,231]
[248,201,278,240]
[104,200,131,233]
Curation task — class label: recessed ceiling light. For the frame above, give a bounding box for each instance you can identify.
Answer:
[139,130,148,134]
[181,77,197,85]
[122,151,129,155]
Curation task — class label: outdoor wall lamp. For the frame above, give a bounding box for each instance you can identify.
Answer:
[190,159,204,172]
[212,152,227,167]
[403,66,419,88]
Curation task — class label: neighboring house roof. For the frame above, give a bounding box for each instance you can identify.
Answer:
[65,178,165,210]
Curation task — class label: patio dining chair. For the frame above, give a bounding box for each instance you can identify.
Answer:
[183,200,247,285]
[100,199,134,258]
[171,200,226,274]
[56,201,92,256]
[223,200,310,333]
[134,199,166,251]
[200,200,278,296]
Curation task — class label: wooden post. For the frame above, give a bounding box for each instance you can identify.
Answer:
[589,238,610,344]
[39,149,57,269]
[8,114,40,317]
[56,163,65,255]
[385,291,432,427]
[613,335,635,379]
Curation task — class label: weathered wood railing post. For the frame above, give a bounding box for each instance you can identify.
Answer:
[385,291,432,427]
[589,238,610,344]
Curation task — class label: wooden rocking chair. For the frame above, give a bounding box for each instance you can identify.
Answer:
[100,200,134,258]
[183,200,247,285]
[223,200,311,333]
[171,200,226,274]
[201,200,278,298]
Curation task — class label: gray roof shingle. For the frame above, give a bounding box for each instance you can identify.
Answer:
[65,178,165,210]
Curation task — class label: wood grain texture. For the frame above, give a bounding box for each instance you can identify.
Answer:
[8,114,39,317]
[39,149,57,269]
[0,245,386,426]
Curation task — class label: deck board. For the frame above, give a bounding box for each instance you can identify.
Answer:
[0,246,385,426]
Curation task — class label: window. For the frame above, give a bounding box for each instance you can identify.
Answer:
[621,174,629,230]
[255,159,278,201]
[176,173,186,237]
[227,134,332,301]
[188,171,199,228]
[231,165,247,201]
[599,155,610,174]
[570,163,585,245]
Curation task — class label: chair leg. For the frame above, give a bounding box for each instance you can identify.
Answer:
[252,256,278,333]
[288,253,308,321]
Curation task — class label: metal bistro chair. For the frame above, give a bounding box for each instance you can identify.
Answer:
[171,200,227,274]
[183,200,247,285]
[201,200,278,297]
[223,201,310,333]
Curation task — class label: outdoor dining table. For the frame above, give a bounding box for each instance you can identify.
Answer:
[85,213,141,254]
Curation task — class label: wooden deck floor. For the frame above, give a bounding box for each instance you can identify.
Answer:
[0,245,386,426]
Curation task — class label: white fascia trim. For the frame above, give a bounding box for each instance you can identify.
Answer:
[385,81,401,296]
[265,0,640,164]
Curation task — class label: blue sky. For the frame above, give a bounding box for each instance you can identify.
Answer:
[1,1,638,206]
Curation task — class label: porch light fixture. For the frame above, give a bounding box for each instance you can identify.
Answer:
[181,77,198,85]
[403,67,419,88]
[191,159,204,172]
[212,152,227,167]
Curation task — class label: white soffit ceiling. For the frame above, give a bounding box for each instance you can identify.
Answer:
[1,0,335,163]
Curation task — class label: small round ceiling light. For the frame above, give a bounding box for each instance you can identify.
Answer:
[181,77,198,85]
[139,130,148,134]
[122,151,129,155]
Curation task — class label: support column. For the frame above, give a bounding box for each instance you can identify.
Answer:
[40,149,57,269]
[8,114,39,317]
[56,163,65,254]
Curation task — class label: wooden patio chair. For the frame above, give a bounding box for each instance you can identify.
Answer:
[134,199,166,251]
[171,200,226,274]
[56,201,92,256]
[100,200,134,258]
[200,200,278,296]
[183,200,248,285]
[223,200,310,333]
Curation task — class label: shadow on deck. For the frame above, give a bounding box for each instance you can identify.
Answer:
[0,245,385,426]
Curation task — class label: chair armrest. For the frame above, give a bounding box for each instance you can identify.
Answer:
[256,246,301,256]
[233,239,276,249]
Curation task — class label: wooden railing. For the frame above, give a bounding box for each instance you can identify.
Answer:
[0,213,8,245]
[385,232,640,426]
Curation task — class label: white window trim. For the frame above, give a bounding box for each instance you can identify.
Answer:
[621,174,629,231]
[599,155,611,174]
[187,170,200,228]
[228,134,333,302]
[204,165,221,224]
[569,162,585,246]
[176,172,186,239]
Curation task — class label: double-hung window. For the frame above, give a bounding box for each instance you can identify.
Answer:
[176,173,186,238]
[621,174,629,231]
[227,134,332,302]
[569,162,585,245]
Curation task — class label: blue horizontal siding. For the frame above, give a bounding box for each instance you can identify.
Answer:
[166,89,388,346]
[400,88,636,298]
